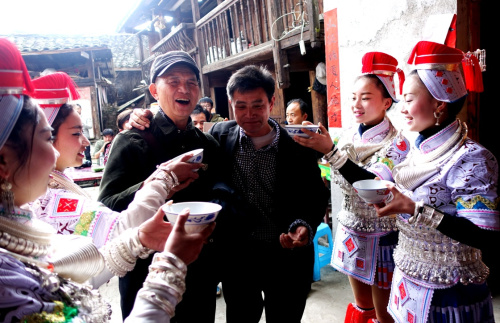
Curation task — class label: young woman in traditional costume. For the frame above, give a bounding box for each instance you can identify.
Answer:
[374,41,498,323]
[0,38,213,322]
[295,52,408,323]
[29,72,203,249]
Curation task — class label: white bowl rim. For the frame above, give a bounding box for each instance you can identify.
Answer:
[164,201,222,215]
[352,179,393,191]
[284,124,319,128]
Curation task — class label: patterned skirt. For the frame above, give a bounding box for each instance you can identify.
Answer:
[331,223,397,289]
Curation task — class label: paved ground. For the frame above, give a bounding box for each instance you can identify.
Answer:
[99,265,353,323]
[99,265,500,322]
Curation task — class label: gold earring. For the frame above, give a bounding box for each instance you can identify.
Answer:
[0,178,14,214]
[434,110,443,126]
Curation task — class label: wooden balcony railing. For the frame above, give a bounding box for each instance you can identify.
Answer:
[195,0,321,66]
[150,23,197,55]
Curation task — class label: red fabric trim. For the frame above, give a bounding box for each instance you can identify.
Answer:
[0,70,23,88]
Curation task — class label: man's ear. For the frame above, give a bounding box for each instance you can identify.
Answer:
[149,83,158,99]
[269,95,275,113]
[303,112,308,120]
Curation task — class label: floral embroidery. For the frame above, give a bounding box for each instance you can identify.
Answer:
[21,301,78,323]
[377,157,394,170]
[455,195,499,211]
[73,210,96,236]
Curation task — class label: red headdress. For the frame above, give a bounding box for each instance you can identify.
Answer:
[361,51,405,102]
[407,41,483,102]
[0,38,33,95]
[0,38,34,149]
[32,72,81,124]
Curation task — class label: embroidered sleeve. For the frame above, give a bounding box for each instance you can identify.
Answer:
[367,134,410,181]
[73,200,119,249]
[447,142,500,230]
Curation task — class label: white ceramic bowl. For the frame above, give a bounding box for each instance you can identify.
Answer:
[352,179,393,204]
[163,201,221,233]
[171,148,203,171]
[284,125,319,138]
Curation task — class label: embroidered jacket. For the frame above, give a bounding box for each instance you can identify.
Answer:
[327,118,410,235]
[392,120,500,289]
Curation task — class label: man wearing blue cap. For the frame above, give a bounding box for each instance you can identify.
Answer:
[98,51,221,322]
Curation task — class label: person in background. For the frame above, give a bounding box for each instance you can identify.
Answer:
[191,104,210,131]
[117,108,133,132]
[208,65,329,323]
[285,98,309,125]
[97,50,221,322]
[93,128,114,165]
[198,96,226,122]
[74,103,93,167]
[294,52,408,322]
[374,41,498,323]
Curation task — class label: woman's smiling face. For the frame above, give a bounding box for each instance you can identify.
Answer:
[351,76,392,126]
[53,108,90,170]
[401,74,439,133]
[3,107,59,206]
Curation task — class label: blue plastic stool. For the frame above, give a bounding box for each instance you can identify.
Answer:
[313,222,334,281]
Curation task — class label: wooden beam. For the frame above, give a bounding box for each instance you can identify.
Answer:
[309,70,327,125]
[267,0,290,88]
[201,42,273,73]
[306,0,320,48]
[457,0,480,142]
[190,0,210,96]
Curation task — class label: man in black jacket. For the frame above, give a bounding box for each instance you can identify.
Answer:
[98,51,220,322]
[125,64,330,323]
[209,65,329,323]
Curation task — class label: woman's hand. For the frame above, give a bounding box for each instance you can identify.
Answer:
[293,122,334,155]
[125,108,153,130]
[373,185,416,217]
[138,205,174,251]
[163,208,215,265]
[143,154,203,188]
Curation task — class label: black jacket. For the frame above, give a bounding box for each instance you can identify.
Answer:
[98,112,219,211]
[209,120,330,241]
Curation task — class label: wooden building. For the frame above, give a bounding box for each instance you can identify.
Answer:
[118,0,327,125]
[3,34,145,136]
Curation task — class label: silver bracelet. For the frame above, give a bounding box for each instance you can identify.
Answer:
[168,170,179,187]
[323,147,338,162]
[144,279,183,301]
[152,168,175,192]
[408,200,424,224]
[103,242,135,277]
[138,289,175,317]
[408,202,444,229]
[129,228,154,259]
[153,252,187,275]
[418,204,445,229]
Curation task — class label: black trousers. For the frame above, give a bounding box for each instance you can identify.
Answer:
[119,241,222,322]
[222,240,314,323]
